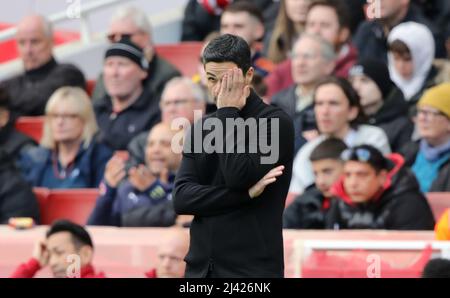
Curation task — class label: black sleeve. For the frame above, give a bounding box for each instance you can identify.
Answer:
[121,200,177,227]
[173,149,253,217]
[215,107,294,190]
[386,192,435,230]
[0,169,40,224]
[283,191,325,229]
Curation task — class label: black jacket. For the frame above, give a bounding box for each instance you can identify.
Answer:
[401,141,450,192]
[367,87,414,153]
[271,86,316,154]
[92,54,180,105]
[283,185,328,229]
[0,57,86,118]
[0,124,36,162]
[353,3,446,62]
[94,89,161,151]
[0,150,40,224]
[173,91,294,278]
[325,154,435,230]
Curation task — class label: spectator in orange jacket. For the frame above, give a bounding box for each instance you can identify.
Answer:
[435,209,450,240]
[10,220,105,278]
[145,227,189,278]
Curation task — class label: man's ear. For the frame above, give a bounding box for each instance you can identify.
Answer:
[347,106,359,122]
[0,109,10,128]
[378,169,388,187]
[245,67,254,85]
[78,246,93,267]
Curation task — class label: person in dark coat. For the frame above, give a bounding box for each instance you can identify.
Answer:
[401,83,450,192]
[88,123,181,227]
[173,34,294,278]
[20,87,113,189]
[349,59,414,152]
[325,145,435,230]
[0,15,86,118]
[352,1,446,62]
[283,137,347,229]
[92,6,181,105]
[94,38,161,151]
[0,87,36,162]
[0,149,39,224]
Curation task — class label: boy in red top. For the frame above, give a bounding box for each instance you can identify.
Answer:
[10,220,105,278]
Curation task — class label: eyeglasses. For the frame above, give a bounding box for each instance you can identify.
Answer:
[48,113,80,121]
[340,148,372,162]
[417,108,447,119]
[107,31,143,43]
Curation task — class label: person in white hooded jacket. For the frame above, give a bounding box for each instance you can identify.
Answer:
[289,76,391,194]
[387,22,438,115]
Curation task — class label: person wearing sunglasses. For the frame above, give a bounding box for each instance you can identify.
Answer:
[401,83,450,192]
[325,144,434,230]
[91,6,181,107]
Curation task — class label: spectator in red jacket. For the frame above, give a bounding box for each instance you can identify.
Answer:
[10,220,105,278]
[145,227,189,278]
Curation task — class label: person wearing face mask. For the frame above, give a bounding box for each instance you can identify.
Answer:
[349,59,414,152]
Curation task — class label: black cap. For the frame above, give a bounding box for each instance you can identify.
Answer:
[104,37,148,70]
[349,59,394,99]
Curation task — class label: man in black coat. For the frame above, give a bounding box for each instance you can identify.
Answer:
[325,145,435,230]
[173,34,294,278]
[0,149,40,224]
[0,15,86,118]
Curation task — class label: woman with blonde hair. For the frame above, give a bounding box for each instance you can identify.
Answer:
[20,86,113,189]
[266,0,311,64]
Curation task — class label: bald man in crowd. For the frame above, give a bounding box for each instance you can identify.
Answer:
[0,14,86,118]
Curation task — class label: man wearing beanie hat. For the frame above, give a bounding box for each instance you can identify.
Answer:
[94,37,161,150]
[401,83,450,192]
[349,59,414,152]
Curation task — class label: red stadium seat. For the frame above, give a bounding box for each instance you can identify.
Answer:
[155,42,203,77]
[38,189,99,225]
[86,80,96,97]
[15,116,45,143]
[426,192,450,221]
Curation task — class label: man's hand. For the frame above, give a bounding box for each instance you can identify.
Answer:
[216,68,250,110]
[128,165,157,192]
[104,157,126,188]
[248,165,285,199]
[32,239,49,267]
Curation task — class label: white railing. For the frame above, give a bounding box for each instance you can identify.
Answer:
[0,0,132,44]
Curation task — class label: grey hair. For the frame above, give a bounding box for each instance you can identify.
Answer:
[110,5,152,35]
[162,77,208,103]
[40,16,53,38]
[292,33,336,62]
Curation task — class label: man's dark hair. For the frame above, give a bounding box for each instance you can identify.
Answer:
[422,258,450,278]
[310,137,348,162]
[0,87,10,110]
[223,1,264,25]
[46,219,94,250]
[308,0,351,30]
[203,34,252,73]
[342,144,389,173]
[314,76,367,128]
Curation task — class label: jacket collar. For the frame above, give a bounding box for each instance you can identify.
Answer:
[25,56,57,79]
[239,89,263,117]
